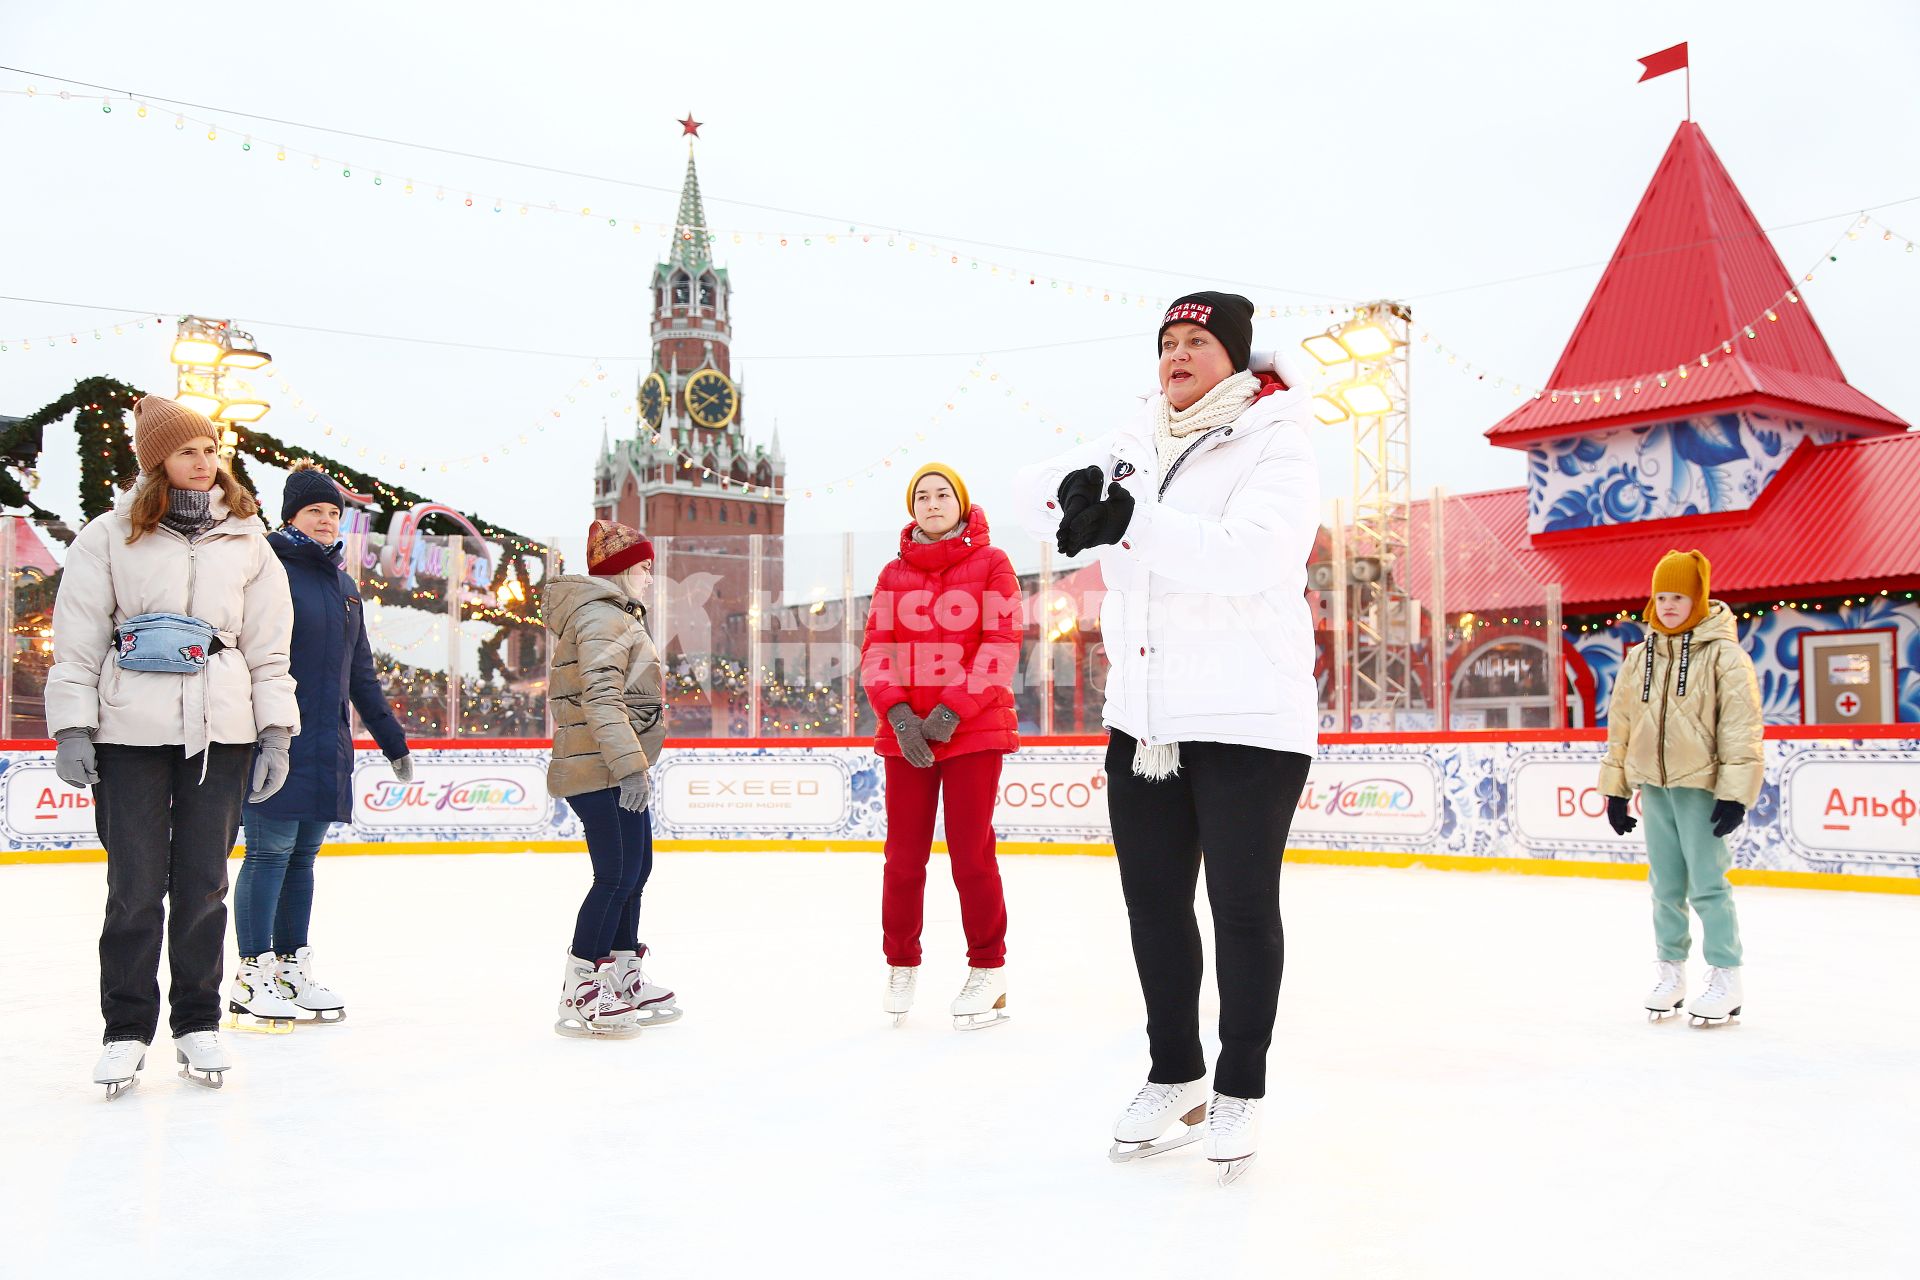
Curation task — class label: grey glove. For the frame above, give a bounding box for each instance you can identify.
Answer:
[888,704,935,768]
[390,753,415,783]
[54,729,99,788]
[921,704,960,744]
[249,728,292,804]
[618,768,652,813]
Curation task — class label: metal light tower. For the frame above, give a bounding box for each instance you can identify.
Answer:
[1303,300,1414,721]
[170,316,274,458]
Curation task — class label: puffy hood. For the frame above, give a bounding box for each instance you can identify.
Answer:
[1689,600,1739,646]
[543,573,638,636]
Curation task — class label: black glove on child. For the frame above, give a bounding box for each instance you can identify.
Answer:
[1606,795,1637,836]
[1710,800,1747,839]
[1057,482,1135,558]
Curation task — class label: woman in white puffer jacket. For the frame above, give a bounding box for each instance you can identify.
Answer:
[1013,292,1320,1183]
[49,396,299,1096]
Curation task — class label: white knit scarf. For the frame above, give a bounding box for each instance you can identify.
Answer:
[1134,370,1259,779]
[1153,369,1259,476]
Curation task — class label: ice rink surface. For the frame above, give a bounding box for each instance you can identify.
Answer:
[1,850,1915,1279]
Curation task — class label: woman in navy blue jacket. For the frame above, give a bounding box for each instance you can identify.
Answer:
[229,464,410,1027]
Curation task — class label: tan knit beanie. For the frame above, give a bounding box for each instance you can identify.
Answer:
[132,396,219,473]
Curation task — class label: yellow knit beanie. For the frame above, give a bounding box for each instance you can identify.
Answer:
[905,462,969,517]
[1644,549,1711,635]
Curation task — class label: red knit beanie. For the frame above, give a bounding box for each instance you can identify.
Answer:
[586,519,654,576]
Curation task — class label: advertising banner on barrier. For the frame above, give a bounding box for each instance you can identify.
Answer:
[1,761,98,841]
[992,750,1111,837]
[1291,755,1443,844]
[1508,752,1644,853]
[655,753,854,831]
[351,753,554,837]
[1782,751,1920,865]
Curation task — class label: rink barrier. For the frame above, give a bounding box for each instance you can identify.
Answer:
[3,729,1917,894]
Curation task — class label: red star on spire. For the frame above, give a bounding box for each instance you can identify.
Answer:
[678,114,702,138]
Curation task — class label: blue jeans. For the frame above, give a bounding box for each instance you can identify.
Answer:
[566,787,654,960]
[236,816,333,959]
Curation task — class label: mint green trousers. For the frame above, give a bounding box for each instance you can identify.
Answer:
[1640,784,1744,968]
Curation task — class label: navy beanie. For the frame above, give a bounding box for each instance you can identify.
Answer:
[282,466,345,523]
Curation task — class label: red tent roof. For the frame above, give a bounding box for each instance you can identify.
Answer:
[1486,123,1906,447]
[1405,431,1920,612]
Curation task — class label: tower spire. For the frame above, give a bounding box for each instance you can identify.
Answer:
[670,129,714,275]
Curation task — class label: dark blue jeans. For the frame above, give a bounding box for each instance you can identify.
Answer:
[566,787,654,960]
[236,816,333,958]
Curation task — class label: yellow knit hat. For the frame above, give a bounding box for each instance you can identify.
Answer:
[905,462,969,517]
[1644,549,1711,635]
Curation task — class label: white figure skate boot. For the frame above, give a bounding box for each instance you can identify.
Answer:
[174,1030,232,1089]
[1644,959,1687,1020]
[1689,966,1743,1026]
[610,946,681,1027]
[227,954,299,1034]
[950,966,1009,1031]
[1205,1093,1261,1186]
[554,953,640,1039]
[884,966,917,1027]
[277,948,346,1024]
[1109,1078,1207,1163]
[93,1039,148,1101]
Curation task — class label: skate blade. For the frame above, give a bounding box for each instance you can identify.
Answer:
[952,1011,1010,1031]
[553,1019,643,1040]
[889,1011,909,1027]
[1689,1007,1741,1027]
[227,1005,295,1035]
[295,1008,346,1025]
[1645,1008,1683,1022]
[175,1055,226,1090]
[634,1005,682,1027]
[1213,1154,1256,1186]
[1109,1127,1202,1163]
[102,1076,140,1101]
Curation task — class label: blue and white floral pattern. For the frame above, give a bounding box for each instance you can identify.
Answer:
[1526,412,1844,533]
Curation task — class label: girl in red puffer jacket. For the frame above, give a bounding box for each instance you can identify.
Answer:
[860,462,1021,1031]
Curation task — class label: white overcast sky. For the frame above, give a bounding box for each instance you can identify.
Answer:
[4,0,1917,578]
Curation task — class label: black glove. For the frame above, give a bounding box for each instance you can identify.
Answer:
[1606,795,1637,836]
[1055,466,1104,526]
[1710,799,1747,838]
[887,704,935,768]
[1056,482,1135,558]
[921,704,960,744]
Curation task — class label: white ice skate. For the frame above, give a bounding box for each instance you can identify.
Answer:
[93,1039,147,1101]
[1689,966,1743,1026]
[1205,1093,1261,1186]
[950,966,1009,1031]
[174,1030,231,1089]
[554,953,641,1040]
[610,946,682,1027]
[884,965,917,1027]
[226,954,299,1034]
[277,948,346,1024]
[1109,1078,1207,1163]
[1644,959,1687,1021]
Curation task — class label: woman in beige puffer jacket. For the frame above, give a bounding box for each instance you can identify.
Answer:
[541,519,676,1038]
[48,396,298,1092]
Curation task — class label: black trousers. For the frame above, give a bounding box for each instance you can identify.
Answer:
[94,744,251,1043]
[1105,729,1312,1099]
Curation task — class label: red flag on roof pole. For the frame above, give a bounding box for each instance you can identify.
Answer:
[1638,42,1690,120]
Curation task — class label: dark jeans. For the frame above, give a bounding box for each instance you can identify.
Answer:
[236,816,332,958]
[94,743,252,1044]
[1105,730,1312,1099]
[566,786,654,960]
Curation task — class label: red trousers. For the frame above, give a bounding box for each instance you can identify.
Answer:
[882,751,1008,969]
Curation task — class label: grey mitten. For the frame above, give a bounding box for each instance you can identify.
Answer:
[390,753,415,783]
[54,729,99,788]
[249,728,293,803]
[618,768,652,813]
[887,704,935,768]
[921,704,960,744]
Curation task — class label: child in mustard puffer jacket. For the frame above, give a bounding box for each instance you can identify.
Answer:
[1598,550,1763,1026]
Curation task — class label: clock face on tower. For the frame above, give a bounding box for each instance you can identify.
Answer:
[684,369,738,430]
[638,371,667,430]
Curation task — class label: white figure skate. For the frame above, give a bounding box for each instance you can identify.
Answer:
[884,966,917,1027]
[1205,1093,1261,1186]
[1644,959,1687,1021]
[1109,1078,1207,1163]
[174,1030,231,1089]
[554,953,641,1040]
[950,966,1009,1031]
[277,948,346,1024]
[1689,966,1743,1026]
[93,1039,147,1101]
[226,955,298,1034]
[610,946,681,1027]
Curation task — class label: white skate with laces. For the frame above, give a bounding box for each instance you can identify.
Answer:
[1644,959,1687,1021]
[1205,1093,1261,1186]
[93,1039,147,1101]
[610,946,681,1027]
[226,955,298,1034]
[554,952,641,1040]
[1109,1078,1207,1163]
[1689,966,1743,1026]
[174,1030,231,1089]
[884,965,917,1027]
[950,966,1008,1031]
[277,947,346,1024]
